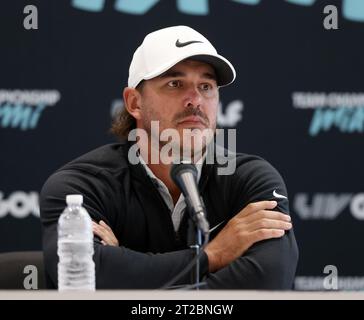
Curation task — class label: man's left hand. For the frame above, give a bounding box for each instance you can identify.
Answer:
[92,220,119,246]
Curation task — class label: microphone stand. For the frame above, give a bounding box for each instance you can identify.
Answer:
[169,162,210,290]
[187,206,204,290]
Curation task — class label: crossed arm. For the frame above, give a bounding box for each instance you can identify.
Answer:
[41,164,298,289]
[93,200,293,274]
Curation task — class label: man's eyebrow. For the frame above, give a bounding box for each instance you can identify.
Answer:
[158,71,217,81]
[202,72,217,81]
[159,71,185,78]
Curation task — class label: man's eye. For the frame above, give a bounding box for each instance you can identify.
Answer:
[167,80,181,88]
[200,83,212,91]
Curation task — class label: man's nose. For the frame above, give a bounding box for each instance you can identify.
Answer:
[183,86,202,109]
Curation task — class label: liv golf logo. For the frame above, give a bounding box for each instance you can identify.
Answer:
[71,0,364,22]
[0,90,60,130]
[0,191,40,219]
[293,192,364,220]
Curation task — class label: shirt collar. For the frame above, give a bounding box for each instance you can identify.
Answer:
[138,155,205,186]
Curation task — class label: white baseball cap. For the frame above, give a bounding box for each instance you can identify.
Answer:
[128,25,236,88]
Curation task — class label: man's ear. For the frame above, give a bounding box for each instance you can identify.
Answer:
[123,87,142,120]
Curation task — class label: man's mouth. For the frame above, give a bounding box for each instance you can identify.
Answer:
[178,116,207,125]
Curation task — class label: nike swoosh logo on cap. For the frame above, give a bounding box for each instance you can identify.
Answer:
[273,189,288,199]
[175,39,203,47]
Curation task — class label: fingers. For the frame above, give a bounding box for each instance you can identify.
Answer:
[238,201,278,217]
[247,218,292,232]
[92,221,107,240]
[238,205,292,238]
[92,220,119,246]
[228,201,293,249]
[244,210,291,225]
[99,220,112,231]
[92,220,111,234]
[204,201,293,272]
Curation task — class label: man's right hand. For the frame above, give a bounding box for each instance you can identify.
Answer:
[204,200,292,272]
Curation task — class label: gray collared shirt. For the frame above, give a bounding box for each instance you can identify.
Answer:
[139,157,203,231]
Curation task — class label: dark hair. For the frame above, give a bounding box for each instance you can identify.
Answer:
[110,82,144,140]
[110,108,136,140]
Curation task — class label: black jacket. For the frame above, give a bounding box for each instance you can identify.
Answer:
[40,142,298,289]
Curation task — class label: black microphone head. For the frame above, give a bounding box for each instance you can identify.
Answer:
[170,162,209,234]
[170,162,197,188]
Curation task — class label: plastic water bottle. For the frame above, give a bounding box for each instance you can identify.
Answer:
[57,194,95,291]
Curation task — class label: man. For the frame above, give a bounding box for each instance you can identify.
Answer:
[40,26,298,289]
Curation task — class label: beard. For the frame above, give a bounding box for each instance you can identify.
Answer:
[140,105,216,163]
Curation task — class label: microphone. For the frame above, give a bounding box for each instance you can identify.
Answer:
[170,162,210,235]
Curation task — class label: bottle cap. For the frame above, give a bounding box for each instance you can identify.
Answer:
[66,194,83,206]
